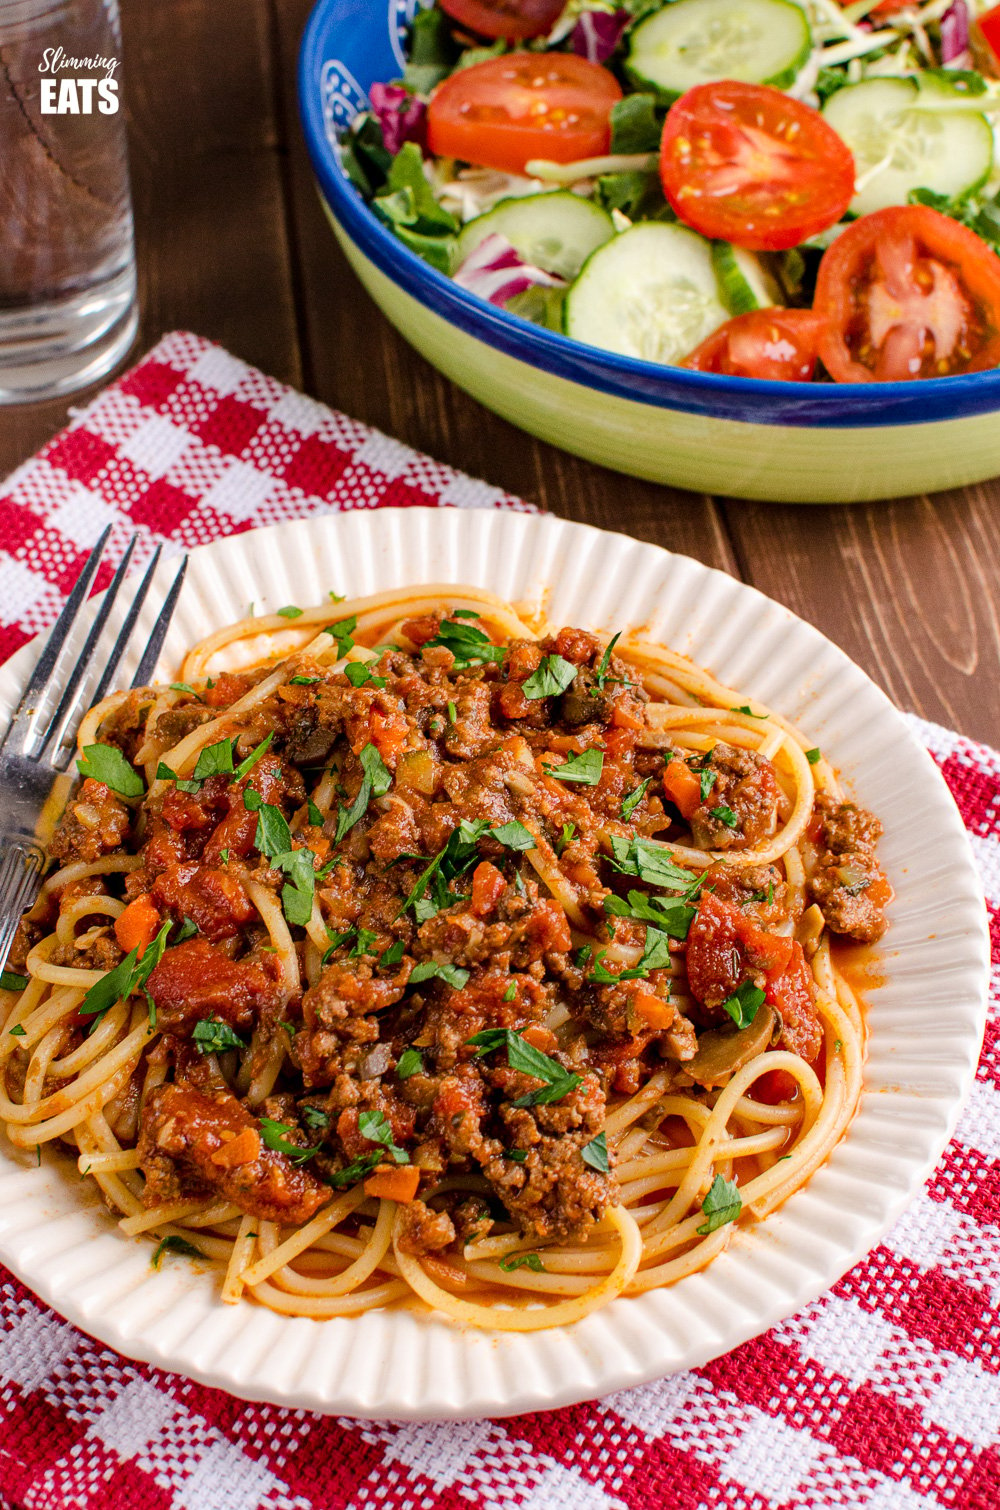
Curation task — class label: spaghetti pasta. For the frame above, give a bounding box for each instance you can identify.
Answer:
[0,586,891,1329]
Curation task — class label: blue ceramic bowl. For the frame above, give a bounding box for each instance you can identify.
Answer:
[298,0,1000,502]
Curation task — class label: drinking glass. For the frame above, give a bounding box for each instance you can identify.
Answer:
[0,0,138,404]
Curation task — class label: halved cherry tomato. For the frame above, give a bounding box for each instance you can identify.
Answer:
[659,81,855,252]
[682,309,829,381]
[426,53,622,175]
[979,4,1000,63]
[440,0,566,40]
[814,205,1000,381]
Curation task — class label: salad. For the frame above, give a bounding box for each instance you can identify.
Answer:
[340,0,1000,381]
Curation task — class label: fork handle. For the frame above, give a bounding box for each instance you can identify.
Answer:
[0,840,46,978]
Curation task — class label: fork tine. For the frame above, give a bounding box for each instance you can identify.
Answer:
[2,526,112,739]
[130,554,188,690]
[85,543,165,710]
[35,535,140,759]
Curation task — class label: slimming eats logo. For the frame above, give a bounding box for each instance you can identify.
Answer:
[38,46,119,114]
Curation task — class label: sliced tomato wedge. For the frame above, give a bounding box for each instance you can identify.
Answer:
[814,205,1000,382]
[439,0,566,40]
[426,53,622,175]
[682,309,829,381]
[659,81,855,252]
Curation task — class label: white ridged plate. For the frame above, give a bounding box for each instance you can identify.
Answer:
[0,509,989,1419]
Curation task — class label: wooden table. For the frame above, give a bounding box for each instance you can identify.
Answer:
[3,0,999,746]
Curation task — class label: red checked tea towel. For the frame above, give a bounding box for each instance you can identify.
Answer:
[0,332,997,1510]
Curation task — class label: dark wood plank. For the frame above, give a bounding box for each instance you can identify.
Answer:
[723,490,1000,745]
[0,0,301,480]
[268,0,738,577]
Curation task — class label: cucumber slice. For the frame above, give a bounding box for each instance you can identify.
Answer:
[456,192,615,281]
[626,0,813,102]
[565,222,730,365]
[712,243,778,316]
[822,79,994,218]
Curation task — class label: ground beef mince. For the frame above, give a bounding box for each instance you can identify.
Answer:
[41,614,882,1265]
[807,793,891,943]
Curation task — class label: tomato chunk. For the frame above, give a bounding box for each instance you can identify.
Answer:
[659,82,855,252]
[427,54,622,175]
[815,206,1000,381]
[439,0,566,40]
[683,309,829,382]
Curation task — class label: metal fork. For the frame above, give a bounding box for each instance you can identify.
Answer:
[0,529,188,973]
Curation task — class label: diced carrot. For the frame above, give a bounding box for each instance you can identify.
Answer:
[209,1126,261,1168]
[521,1023,558,1052]
[662,759,702,820]
[114,894,162,958]
[631,991,675,1030]
[611,697,644,731]
[866,874,894,909]
[363,1164,421,1202]
[470,861,506,917]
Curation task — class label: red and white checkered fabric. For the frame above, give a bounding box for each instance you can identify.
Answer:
[0,333,997,1510]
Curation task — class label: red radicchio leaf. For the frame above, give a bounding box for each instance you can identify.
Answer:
[369,82,427,156]
[571,9,631,64]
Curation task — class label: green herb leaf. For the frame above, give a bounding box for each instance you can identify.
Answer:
[489,820,535,852]
[77,743,144,798]
[323,614,358,655]
[290,674,320,685]
[730,705,768,719]
[581,1131,609,1174]
[604,890,694,940]
[79,920,171,1031]
[156,761,200,794]
[721,980,766,1030]
[378,939,405,970]
[151,1234,202,1268]
[245,791,293,860]
[410,959,470,990]
[9,1023,26,1037]
[505,1148,528,1163]
[345,660,387,689]
[273,846,317,926]
[423,616,506,671]
[259,1117,321,1165]
[609,92,663,154]
[233,732,273,783]
[543,748,604,786]
[276,605,303,618]
[447,700,457,724]
[192,1018,246,1054]
[711,805,738,830]
[503,983,516,1003]
[522,654,577,700]
[592,632,625,692]
[608,836,706,896]
[805,747,822,765]
[193,737,238,781]
[358,1107,409,1164]
[467,1028,581,1107]
[170,681,201,699]
[555,822,577,856]
[696,1173,742,1235]
[326,1152,384,1189]
[589,924,673,983]
[1,971,28,992]
[700,768,718,802]
[499,1251,545,1273]
[303,1105,330,1129]
[396,1047,423,1079]
[621,777,652,821]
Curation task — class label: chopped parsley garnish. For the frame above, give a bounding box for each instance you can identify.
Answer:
[193,737,238,781]
[543,748,604,785]
[259,1117,321,1165]
[79,920,172,1032]
[499,1252,545,1273]
[423,617,506,670]
[344,660,387,689]
[505,1148,528,1163]
[710,805,739,830]
[446,700,457,724]
[574,944,593,970]
[410,959,470,990]
[608,836,707,897]
[451,608,481,619]
[323,614,358,654]
[700,768,718,802]
[333,741,392,844]
[555,822,577,856]
[591,632,625,694]
[396,1047,423,1079]
[489,820,535,852]
[357,1107,409,1164]
[192,1018,246,1054]
[731,705,768,718]
[522,654,576,700]
[805,747,822,765]
[378,939,405,970]
[175,917,199,943]
[151,1235,203,1268]
[503,983,516,1003]
[720,981,766,1030]
[244,789,319,925]
[696,1173,742,1235]
[467,1028,581,1107]
[290,674,320,686]
[233,732,273,782]
[1,971,28,992]
[170,681,201,699]
[398,818,496,919]
[303,1105,330,1129]
[307,798,324,826]
[621,777,652,821]
[218,849,230,865]
[276,605,303,618]
[9,1024,26,1038]
[77,743,144,798]
[329,590,345,602]
[350,928,380,958]
[604,889,694,940]
[581,1132,609,1174]
[588,925,672,984]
